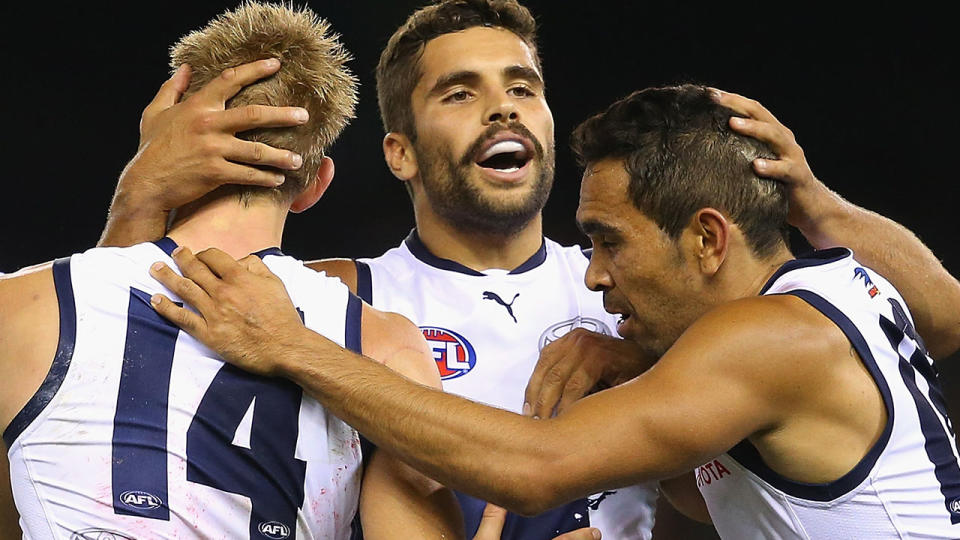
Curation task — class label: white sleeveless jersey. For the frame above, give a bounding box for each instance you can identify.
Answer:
[6,238,364,540]
[354,231,657,540]
[699,248,960,539]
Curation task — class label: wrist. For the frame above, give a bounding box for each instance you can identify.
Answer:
[274,326,336,382]
[790,182,850,245]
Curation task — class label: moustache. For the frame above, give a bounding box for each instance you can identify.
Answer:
[458,122,545,168]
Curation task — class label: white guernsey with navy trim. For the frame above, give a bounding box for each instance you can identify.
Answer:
[353,230,658,540]
[699,248,960,539]
[6,238,365,540]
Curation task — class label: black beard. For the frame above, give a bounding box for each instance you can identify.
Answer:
[415,123,555,237]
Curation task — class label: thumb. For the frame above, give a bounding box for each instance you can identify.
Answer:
[142,64,192,127]
[472,502,507,540]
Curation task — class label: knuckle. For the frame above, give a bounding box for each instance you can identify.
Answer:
[245,106,264,124]
[543,369,565,387]
[195,111,216,132]
[250,142,265,162]
[221,67,237,81]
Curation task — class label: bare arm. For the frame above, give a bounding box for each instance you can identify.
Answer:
[357,304,465,538]
[99,59,308,248]
[658,472,711,524]
[0,266,61,539]
[306,259,358,293]
[148,248,808,516]
[715,90,960,359]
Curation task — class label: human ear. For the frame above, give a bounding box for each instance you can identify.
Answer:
[290,156,334,214]
[383,132,418,182]
[690,208,729,275]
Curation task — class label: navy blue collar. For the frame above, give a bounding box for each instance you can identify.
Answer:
[403,229,547,276]
[759,247,851,295]
[152,237,284,259]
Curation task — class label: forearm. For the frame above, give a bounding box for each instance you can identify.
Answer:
[98,167,168,247]
[280,329,583,515]
[797,184,960,358]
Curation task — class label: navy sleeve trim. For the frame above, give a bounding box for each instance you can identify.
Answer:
[3,257,78,447]
[345,293,362,355]
[354,260,373,305]
[726,289,894,501]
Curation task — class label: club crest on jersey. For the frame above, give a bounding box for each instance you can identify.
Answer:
[119,490,162,510]
[539,317,613,351]
[259,521,291,539]
[422,327,477,380]
[854,267,880,298]
[70,529,138,540]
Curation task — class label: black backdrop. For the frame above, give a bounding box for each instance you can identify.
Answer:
[1,2,956,537]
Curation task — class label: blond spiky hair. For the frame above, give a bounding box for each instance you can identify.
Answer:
[171,1,358,201]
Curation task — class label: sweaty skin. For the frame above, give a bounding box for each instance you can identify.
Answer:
[147,162,889,518]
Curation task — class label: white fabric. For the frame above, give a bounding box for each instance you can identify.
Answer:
[359,236,657,540]
[699,249,960,539]
[8,242,362,540]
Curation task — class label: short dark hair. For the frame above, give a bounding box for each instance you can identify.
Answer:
[171,1,358,202]
[571,84,788,258]
[376,0,540,140]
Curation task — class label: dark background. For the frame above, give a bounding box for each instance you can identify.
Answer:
[2,3,955,538]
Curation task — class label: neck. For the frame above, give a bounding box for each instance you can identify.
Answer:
[166,190,288,259]
[413,203,544,272]
[710,241,795,304]
[737,245,795,299]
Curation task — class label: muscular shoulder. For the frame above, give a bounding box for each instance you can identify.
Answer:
[669,294,853,404]
[306,258,358,293]
[360,304,439,389]
[0,263,59,433]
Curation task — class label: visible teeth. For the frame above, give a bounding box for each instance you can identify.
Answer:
[495,166,520,173]
[479,140,525,162]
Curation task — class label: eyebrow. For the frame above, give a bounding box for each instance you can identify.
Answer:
[503,65,543,88]
[428,65,544,97]
[428,70,481,97]
[577,219,622,238]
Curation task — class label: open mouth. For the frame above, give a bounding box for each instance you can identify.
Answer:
[475,138,533,174]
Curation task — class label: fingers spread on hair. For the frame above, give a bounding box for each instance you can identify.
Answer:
[143,64,193,124]
[752,158,793,182]
[203,58,282,104]
[226,139,302,171]
[214,161,286,188]
[729,117,789,154]
[715,90,778,124]
[220,104,309,132]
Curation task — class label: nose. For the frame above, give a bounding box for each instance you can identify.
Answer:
[484,96,519,125]
[584,256,613,292]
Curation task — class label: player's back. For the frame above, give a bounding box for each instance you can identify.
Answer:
[5,239,363,540]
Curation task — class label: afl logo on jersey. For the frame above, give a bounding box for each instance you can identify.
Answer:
[422,327,477,380]
[539,317,613,350]
[258,521,291,539]
[950,498,960,515]
[119,490,163,510]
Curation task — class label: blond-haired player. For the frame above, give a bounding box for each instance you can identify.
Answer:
[0,4,465,538]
